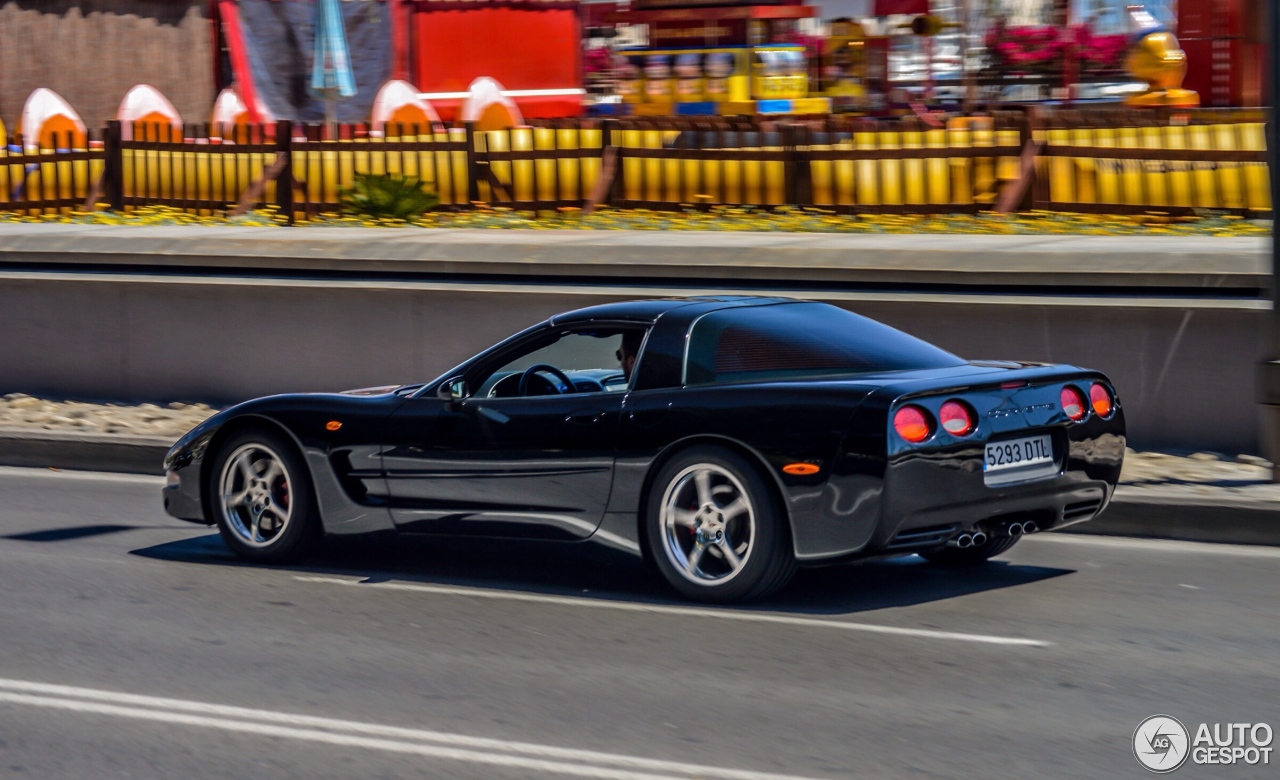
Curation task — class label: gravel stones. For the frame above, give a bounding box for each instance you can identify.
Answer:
[1118,448,1280,505]
[1120,449,1272,486]
[0,394,217,438]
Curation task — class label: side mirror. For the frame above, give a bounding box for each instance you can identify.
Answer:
[437,376,470,402]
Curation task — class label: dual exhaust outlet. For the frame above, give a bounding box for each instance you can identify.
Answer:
[948,520,1039,548]
[949,530,987,549]
[1004,520,1038,537]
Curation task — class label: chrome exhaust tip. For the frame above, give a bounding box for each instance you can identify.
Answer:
[950,533,973,549]
[1023,520,1039,534]
[970,531,988,547]
[1007,522,1024,537]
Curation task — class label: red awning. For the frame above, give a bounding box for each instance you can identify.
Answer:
[581,1,621,28]
[874,0,928,14]
[607,4,815,23]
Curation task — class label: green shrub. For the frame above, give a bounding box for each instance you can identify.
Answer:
[339,173,440,220]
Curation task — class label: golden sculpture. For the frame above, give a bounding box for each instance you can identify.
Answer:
[1123,4,1199,107]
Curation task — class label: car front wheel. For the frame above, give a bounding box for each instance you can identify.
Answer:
[645,446,795,603]
[210,428,319,564]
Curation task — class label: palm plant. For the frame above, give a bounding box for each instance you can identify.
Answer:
[338,173,440,220]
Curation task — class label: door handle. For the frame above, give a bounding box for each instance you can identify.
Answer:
[566,410,605,425]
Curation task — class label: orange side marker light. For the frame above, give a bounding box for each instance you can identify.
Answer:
[782,463,820,476]
[325,420,343,431]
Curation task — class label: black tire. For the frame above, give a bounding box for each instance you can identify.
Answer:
[208,427,319,564]
[645,445,796,603]
[920,534,1020,566]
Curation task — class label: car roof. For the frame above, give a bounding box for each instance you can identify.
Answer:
[549,296,797,326]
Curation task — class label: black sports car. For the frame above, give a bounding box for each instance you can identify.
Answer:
[163,297,1124,602]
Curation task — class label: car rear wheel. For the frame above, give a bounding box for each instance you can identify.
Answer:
[211,428,319,564]
[920,534,1020,566]
[645,446,795,603]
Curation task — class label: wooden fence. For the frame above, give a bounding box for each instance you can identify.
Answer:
[116,123,276,216]
[1,109,1271,223]
[601,117,1026,213]
[0,130,106,214]
[1032,111,1271,215]
[292,123,472,220]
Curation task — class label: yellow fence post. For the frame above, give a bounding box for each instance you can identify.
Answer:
[1240,121,1271,212]
[925,124,948,207]
[855,121,879,207]
[1163,120,1191,208]
[971,115,996,206]
[810,123,833,207]
[879,122,902,207]
[902,118,925,206]
[947,116,972,208]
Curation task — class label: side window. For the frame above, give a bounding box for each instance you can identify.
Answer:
[475,327,648,398]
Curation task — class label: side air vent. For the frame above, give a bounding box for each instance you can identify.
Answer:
[1063,499,1103,521]
[887,523,959,551]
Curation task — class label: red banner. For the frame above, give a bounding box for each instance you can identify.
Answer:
[874,0,928,15]
[412,0,578,9]
[218,0,262,122]
[634,0,791,9]
[414,7,582,119]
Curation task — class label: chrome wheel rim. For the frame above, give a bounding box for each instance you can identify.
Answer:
[219,443,292,548]
[660,464,755,585]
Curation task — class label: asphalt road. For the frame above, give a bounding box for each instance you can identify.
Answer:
[0,467,1277,779]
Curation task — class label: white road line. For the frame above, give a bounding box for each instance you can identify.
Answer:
[0,466,164,486]
[1033,533,1280,558]
[0,681,826,780]
[295,575,1050,647]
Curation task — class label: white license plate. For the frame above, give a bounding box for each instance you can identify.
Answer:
[984,434,1054,473]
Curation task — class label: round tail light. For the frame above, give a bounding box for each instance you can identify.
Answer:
[1089,383,1113,417]
[1060,386,1087,421]
[939,400,975,436]
[893,405,933,443]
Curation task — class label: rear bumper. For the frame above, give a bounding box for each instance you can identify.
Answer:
[875,472,1112,554]
[791,423,1123,562]
[872,425,1123,554]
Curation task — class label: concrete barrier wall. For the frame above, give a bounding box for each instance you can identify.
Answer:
[0,273,1262,454]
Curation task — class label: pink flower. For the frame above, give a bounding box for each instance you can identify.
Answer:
[583,47,612,75]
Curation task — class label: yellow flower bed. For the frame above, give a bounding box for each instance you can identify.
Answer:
[0,205,285,228]
[0,204,1269,236]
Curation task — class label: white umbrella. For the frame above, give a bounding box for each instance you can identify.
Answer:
[310,0,358,134]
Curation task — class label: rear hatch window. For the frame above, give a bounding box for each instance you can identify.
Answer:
[685,303,966,385]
